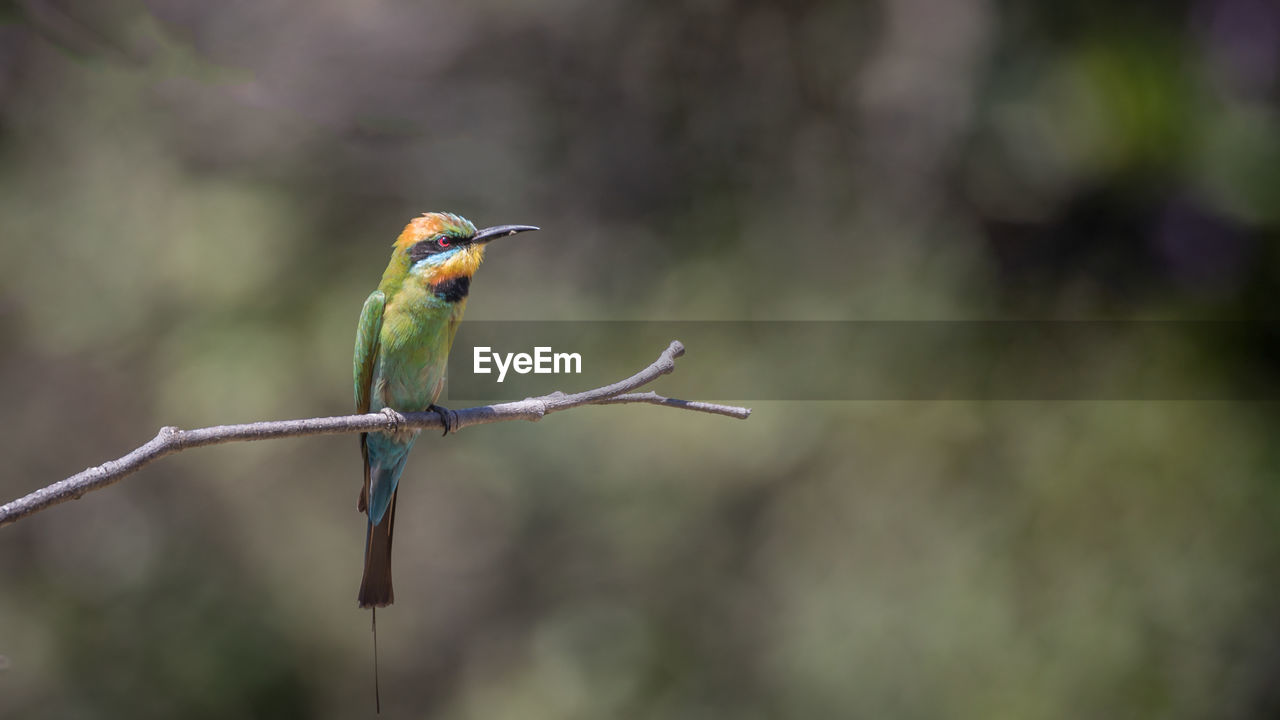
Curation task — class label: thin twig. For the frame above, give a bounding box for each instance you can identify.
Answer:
[0,341,749,528]
[600,392,751,419]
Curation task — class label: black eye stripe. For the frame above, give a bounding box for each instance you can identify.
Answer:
[408,235,468,264]
[408,241,433,264]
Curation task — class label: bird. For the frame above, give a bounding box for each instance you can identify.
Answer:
[354,212,538,608]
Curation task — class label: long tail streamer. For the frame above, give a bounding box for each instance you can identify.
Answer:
[373,607,381,714]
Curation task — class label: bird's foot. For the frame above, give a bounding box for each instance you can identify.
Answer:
[379,407,406,433]
[428,404,458,437]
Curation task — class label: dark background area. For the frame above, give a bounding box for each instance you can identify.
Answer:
[2,0,1279,717]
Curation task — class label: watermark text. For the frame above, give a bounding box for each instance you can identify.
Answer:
[473,346,583,382]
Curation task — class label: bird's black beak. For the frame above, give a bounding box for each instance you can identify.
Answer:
[471,224,539,244]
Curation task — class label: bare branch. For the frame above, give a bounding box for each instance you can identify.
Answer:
[599,392,752,419]
[0,341,749,528]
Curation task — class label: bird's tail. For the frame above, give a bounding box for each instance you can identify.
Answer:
[358,489,397,608]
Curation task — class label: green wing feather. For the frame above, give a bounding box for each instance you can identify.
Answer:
[354,290,385,512]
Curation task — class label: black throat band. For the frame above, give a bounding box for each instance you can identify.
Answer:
[431,276,471,303]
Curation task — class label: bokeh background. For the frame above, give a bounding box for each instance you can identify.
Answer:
[3,0,1280,717]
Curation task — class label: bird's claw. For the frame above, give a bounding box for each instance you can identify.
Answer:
[428,404,457,437]
[379,407,405,432]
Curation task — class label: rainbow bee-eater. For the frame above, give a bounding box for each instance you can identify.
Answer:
[354,212,537,608]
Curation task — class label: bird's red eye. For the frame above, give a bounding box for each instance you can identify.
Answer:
[437,237,451,248]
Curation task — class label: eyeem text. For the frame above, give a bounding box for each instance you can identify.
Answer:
[473,346,583,382]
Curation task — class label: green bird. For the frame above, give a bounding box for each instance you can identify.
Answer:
[354,211,538,608]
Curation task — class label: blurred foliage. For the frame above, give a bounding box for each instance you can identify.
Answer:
[2,0,1280,717]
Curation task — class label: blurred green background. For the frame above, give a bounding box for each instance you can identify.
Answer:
[3,0,1280,717]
